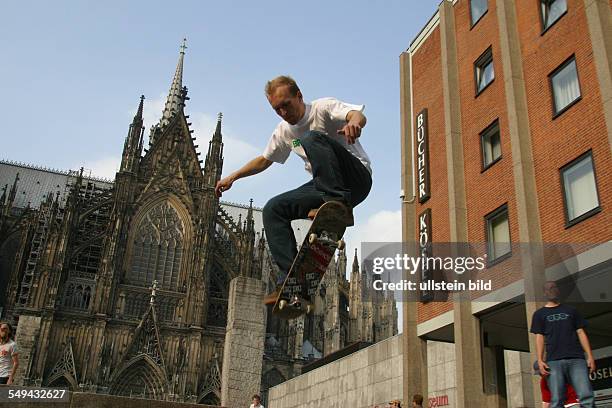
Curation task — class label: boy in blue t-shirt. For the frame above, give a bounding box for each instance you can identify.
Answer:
[530,281,596,408]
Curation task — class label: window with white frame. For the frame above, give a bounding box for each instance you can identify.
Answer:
[550,57,581,116]
[471,0,488,25]
[481,120,501,169]
[541,0,567,31]
[475,47,494,95]
[486,205,511,262]
[561,152,600,224]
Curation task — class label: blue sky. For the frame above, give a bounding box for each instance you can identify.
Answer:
[0,0,440,259]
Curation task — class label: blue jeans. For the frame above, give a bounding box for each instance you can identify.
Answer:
[547,359,595,408]
[263,131,372,284]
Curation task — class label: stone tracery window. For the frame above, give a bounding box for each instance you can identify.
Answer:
[69,244,102,279]
[63,282,93,310]
[206,262,228,327]
[129,202,185,291]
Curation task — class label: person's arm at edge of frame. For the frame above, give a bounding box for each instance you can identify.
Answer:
[340,110,367,145]
[577,328,596,374]
[536,334,550,376]
[8,352,19,385]
[215,156,273,197]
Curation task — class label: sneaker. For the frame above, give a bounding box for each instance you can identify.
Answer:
[263,285,282,305]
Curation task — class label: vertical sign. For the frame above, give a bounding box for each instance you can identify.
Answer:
[419,208,433,302]
[416,109,430,203]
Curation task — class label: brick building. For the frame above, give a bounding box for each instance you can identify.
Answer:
[401,0,612,407]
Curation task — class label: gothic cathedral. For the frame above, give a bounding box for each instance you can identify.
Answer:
[0,43,397,404]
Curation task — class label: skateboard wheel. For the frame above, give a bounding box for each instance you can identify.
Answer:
[337,239,345,250]
[306,304,313,314]
[279,300,287,310]
[308,233,318,244]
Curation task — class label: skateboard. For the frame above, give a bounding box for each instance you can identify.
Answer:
[272,201,349,319]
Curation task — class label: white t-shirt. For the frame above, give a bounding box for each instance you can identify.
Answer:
[262,97,372,174]
[0,339,18,377]
[249,404,264,408]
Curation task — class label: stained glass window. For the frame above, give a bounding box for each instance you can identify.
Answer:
[129,202,184,291]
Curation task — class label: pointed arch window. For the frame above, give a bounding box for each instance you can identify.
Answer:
[129,202,185,291]
[206,262,228,327]
[63,282,93,311]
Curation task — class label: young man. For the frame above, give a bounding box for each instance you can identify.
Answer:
[412,394,423,408]
[530,281,596,408]
[249,394,264,408]
[0,321,19,385]
[215,76,372,304]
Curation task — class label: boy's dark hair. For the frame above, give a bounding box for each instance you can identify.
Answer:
[252,394,261,400]
[413,394,424,404]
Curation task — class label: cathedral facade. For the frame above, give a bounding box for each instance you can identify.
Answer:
[0,44,397,404]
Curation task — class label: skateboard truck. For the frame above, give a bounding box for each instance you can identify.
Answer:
[308,230,345,250]
[278,296,313,315]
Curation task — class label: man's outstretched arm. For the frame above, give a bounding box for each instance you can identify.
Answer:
[215,155,273,197]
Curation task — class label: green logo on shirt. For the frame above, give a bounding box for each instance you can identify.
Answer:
[292,139,301,148]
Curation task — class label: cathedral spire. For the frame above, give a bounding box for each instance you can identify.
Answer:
[213,112,222,142]
[246,198,255,233]
[338,247,347,279]
[349,247,361,294]
[120,95,145,173]
[135,94,144,120]
[352,248,359,274]
[204,113,224,187]
[159,38,187,128]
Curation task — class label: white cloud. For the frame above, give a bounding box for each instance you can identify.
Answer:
[344,209,402,259]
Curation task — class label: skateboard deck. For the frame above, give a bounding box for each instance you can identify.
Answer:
[272,201,349,319]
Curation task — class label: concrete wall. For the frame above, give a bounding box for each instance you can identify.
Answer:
[269,336,539,408]
[268,335,403,408]
[427,341,456,407]
[504,350,535,408]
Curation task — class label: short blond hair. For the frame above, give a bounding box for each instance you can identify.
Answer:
[265,75,300,97]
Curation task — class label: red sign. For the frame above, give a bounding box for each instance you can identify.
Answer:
[428,395,449,407]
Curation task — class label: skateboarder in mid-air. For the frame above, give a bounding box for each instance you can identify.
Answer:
[214,76,372,304]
